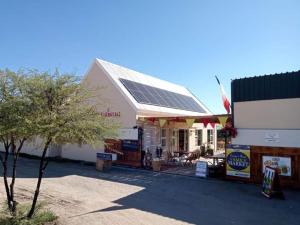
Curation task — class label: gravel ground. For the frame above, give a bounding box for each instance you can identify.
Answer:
[1,156,300,225]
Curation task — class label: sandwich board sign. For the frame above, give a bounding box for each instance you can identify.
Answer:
[195,161,208,178]
[262,166,284,199]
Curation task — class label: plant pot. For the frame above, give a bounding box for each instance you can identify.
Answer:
[152,159,161,172]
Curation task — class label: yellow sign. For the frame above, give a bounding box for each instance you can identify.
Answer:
[226,145,250,178]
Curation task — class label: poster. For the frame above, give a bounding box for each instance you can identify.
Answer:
[262,166,276,198]
[226,145,250,178]
[262,156,291,176]
[195,161,208,178]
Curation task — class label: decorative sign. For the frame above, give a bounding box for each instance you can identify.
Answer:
[217,116,228,127]
[185,118,195,128]
[264,132,279,143]
[195,161,208,178]
[118,128,138,140]
[262,166,276,198]
[226,145,250,178]
[262,156,291,176]
[101,108,121,117]
[97,152,117,161]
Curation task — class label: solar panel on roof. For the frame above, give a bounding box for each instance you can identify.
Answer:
[119,78,206,113]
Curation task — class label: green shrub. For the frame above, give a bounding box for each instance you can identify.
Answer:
[0,203,57,225]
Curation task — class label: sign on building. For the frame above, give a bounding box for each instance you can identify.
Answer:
[262,156,291,176]
[226,144,250,178]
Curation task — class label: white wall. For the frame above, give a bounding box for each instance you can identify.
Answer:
[60,62,138,162]
[232,129,300,148]
[234,98,300,129]
[61,144,105,162]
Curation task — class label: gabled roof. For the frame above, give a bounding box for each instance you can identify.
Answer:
[93,58,212,117]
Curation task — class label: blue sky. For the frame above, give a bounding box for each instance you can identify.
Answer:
[1,0,299,114]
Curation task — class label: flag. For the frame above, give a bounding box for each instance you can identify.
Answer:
[215,76,231,114]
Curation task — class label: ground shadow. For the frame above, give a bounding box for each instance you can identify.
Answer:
[1,155,300,225]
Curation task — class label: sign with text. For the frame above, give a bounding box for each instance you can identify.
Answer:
[96,153,117,161]
[195,161,208,178]
[226,145,250,178]
[262,156,291,176]
[264,132,279,143]
[101,108,121,117]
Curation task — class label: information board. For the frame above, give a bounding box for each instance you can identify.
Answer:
[195,161,208,178]
[226,144,250,178]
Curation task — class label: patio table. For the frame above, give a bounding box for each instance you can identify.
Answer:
[204,153,225,166]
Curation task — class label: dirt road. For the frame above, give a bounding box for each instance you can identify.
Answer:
[1,157,300,225]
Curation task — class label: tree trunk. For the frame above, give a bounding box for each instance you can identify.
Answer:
[2,146,12,211]
[10,138,26,214]
[27,138,51,219]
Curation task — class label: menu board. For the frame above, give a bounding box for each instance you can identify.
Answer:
[195,161,208,178]
[262,156,291,176]
[226,145,250,178]
[262,166,276,198]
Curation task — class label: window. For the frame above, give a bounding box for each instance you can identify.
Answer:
[161,128,167,147]
[207,129,214,145]
[171,129,177,147]
[195,129,203,146]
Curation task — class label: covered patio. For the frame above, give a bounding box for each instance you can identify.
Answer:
[138,114,231,177]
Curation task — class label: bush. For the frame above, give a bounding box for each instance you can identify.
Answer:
[0,203,57,225]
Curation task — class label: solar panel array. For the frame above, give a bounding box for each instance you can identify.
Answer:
[119,78,206,113]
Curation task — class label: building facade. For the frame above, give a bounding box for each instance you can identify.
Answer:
[9,59,218,163]
[231,71,300,187]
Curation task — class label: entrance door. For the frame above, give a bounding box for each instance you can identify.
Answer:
[179,129,185,152]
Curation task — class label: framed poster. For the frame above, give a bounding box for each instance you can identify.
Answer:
[262,156,291,176]
[226,144,250,178]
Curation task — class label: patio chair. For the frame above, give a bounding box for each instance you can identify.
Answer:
[183,151,199,166]
[166,151,175,164]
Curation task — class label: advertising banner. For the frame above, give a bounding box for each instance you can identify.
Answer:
[226,145,250,178]
[262,156,291,176]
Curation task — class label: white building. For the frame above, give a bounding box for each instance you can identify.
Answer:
[4,59,219,163]
[68,59,218,162]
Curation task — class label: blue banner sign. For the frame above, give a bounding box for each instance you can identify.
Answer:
[97,153,113,161]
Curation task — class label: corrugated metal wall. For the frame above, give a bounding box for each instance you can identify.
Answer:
[231,71,300,102]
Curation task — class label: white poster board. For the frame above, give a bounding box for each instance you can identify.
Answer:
[118,128,138,140]
[195,161,208,178]
[262,156,291,176]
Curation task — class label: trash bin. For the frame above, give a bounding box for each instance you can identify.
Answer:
[152,158,161,172]
[96,153,116,171]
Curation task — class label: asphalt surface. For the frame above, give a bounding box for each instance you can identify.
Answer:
[1,156,300,225]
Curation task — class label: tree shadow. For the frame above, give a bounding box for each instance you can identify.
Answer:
[1,155,300,225]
